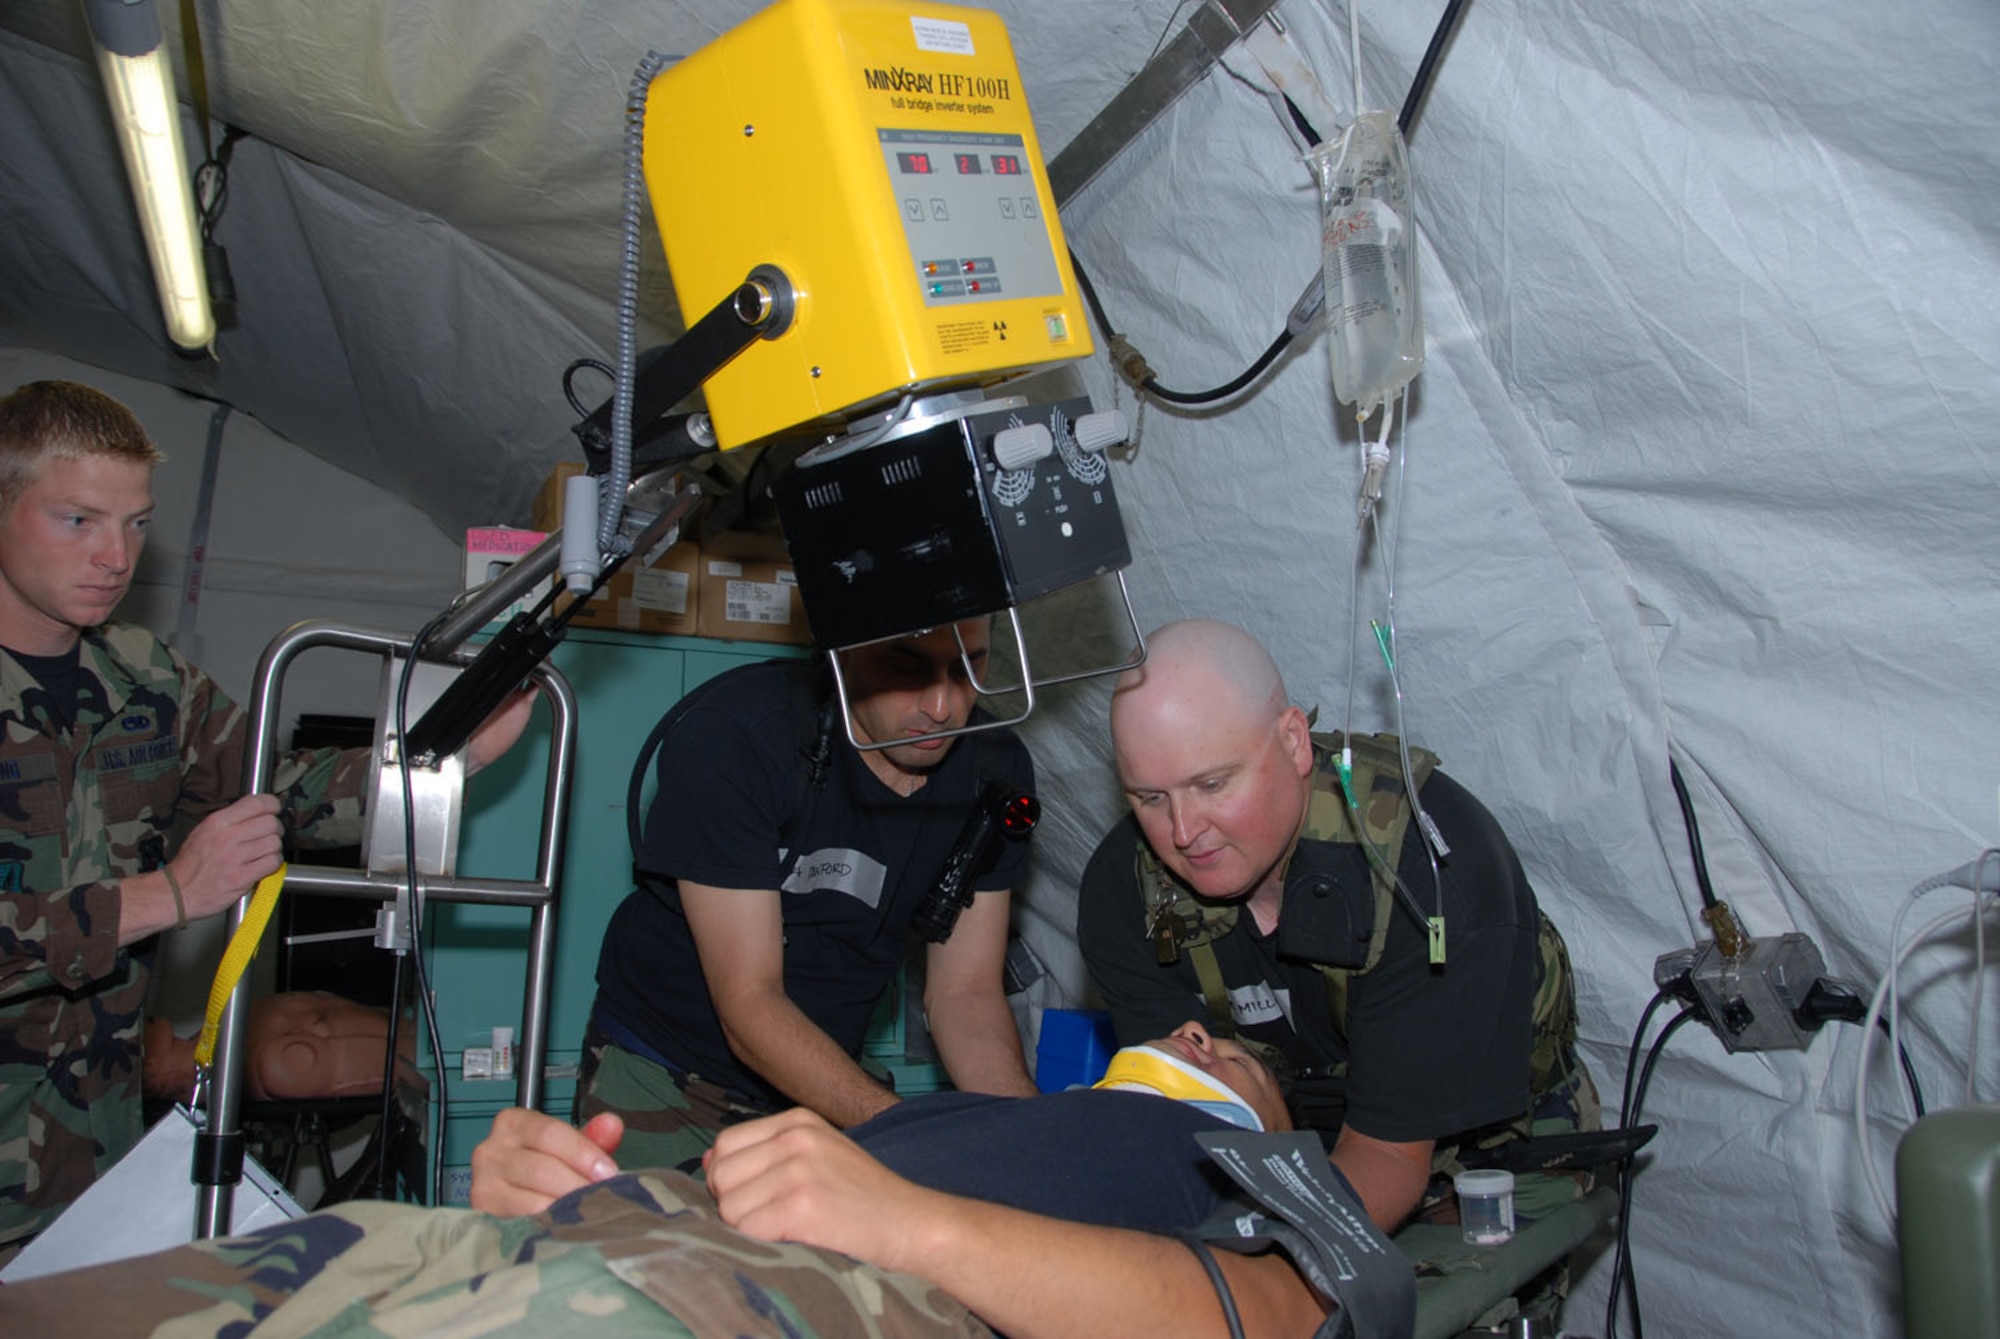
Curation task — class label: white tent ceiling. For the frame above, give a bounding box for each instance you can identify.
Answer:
[4,0,1997,1334]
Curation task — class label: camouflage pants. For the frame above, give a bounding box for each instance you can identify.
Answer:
[1420,1049,1606,1223]
[0,1169,991,1339]
[1410,1055,1606,1329]
[0,981,146,1267]
[574,1023,776,1174]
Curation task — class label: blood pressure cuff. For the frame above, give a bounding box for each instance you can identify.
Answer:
[1190,1130,1415,1339]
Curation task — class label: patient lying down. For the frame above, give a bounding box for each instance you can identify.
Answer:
[0,1022,1381,1339]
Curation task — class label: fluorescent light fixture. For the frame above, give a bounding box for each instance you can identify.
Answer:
[82,0,214,353]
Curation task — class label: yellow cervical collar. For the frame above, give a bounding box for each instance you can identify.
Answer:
[1091,1044,1263,1131]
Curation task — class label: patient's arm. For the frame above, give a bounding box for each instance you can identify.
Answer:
[469,1106,624,1216]
[1329,1125,1434,1231]
[706,1108,1327,1339]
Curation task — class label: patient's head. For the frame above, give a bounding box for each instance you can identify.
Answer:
[246,990,403,1099]
[1100,1020,1294,1132]
[143,991,408,1102]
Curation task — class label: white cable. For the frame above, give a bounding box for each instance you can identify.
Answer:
[1377,390,1446,888]
[1964,850,1996,1100]
[1349,0,1362,114]
[1343,390,1401,737]
[1330,386,1440,932]
[1850,874,2000,1229]
[1885,847,2000,1119]
[1356,395,1395,520]
[1301,0,1358,119]
[1342,512,1363,742]
[1381,384,1409,607]
[1145,0,1198,67]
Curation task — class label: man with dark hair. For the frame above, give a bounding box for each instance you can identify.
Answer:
[581,618,1041,1171]
[0,380,530,1264]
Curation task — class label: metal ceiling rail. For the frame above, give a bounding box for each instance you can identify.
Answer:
[1046,0,1284,207]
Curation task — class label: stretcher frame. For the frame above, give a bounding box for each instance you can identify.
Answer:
[195,620,578,1235]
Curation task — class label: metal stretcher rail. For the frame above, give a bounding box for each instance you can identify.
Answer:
[196,620,578,1236]
[1400,1185,1621,1338]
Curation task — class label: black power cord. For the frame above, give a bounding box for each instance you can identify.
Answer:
[1139,330,1295,407]
[1598,969,1889,1339]
[377,607,459,1206]
[1182,1235,1248,1339]
[1795,979,1927,1118]
[1397,0,1474,137]
[1605,989,1702,1339]
[1667,758,1720,913]
[192,126,246,331]
[1071,0,1478,407]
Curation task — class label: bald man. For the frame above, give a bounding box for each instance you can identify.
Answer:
[1076,619,1597,1232]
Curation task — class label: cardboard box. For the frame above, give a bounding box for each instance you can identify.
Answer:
[463,527,553,621]
[531,462,701,636]
[695,530,812,646]
[530,461,584,534]
[562,545,701,635]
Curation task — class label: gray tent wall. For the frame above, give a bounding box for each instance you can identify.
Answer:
[3,0,1998,1334]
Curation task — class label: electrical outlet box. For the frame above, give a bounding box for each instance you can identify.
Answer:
[1684,931,1829,1053]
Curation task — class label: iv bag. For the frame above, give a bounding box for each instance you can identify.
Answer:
[1316,112,1423,416]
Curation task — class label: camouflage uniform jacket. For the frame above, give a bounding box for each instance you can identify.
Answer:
[0,1168,991,1338]
[0,621,366,1257]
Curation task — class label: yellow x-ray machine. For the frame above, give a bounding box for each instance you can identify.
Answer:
[649,0,1090,447]
[628,0,1143,736]
[427,0,1140,760]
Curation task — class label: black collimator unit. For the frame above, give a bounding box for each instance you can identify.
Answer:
[772,396,1130,649]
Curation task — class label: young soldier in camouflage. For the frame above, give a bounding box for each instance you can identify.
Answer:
[1077,619,1600,1233]
[0,380,529,1265]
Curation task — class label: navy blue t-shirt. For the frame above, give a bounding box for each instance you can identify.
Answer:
[589,1090,1356,1260]
[852,1088,1239,1233]
[593,660,1034,1103]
